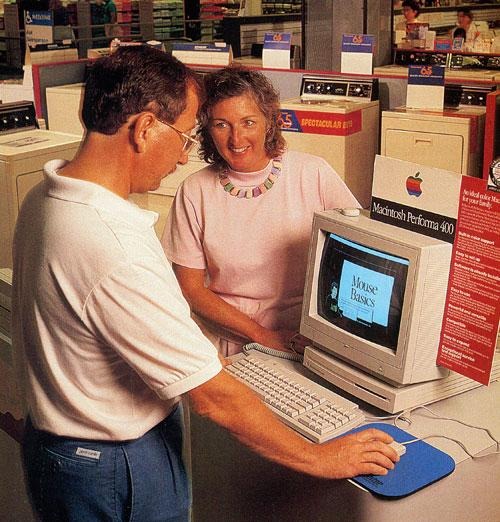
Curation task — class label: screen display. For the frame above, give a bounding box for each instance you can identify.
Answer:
[317,233,409,351]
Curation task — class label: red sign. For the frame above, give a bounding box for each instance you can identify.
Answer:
[278,109,362,136]
[437,176,500,385]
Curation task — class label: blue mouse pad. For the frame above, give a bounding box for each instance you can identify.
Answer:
[347,423,455,499]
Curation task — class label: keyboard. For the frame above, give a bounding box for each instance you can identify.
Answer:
[225,353,365,443]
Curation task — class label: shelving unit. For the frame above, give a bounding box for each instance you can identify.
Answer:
[221,13,301,57]
[262,1,302,15]
[394,3,500,34]
[152,0,185,41]
[0,4,6,66]
[185,1,239,42]
[115,0,133,37]
[2,4,22,69]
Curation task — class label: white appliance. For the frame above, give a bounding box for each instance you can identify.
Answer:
[0,101,82,268]
[280,76,380,208]
[0,267,19,418]
[381,86,489,177]
[46,82,86,136]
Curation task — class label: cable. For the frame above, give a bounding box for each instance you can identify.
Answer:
[364,412,413,426]
[400,435,500,460]
[417,405,500,452]
[389,405,500,459]
[242,342,304,362]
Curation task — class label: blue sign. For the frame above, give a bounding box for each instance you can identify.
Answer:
[278,109,301,133]
[341,34,375,54]
[25,10,53,26]
[263,32,292,51]
[408,65,445,87]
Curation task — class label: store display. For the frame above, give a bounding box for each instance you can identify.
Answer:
[280,76,379,208]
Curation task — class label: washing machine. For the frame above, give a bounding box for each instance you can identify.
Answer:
[381,85,490,178]
[280,76,380,208]
[0,101,82,268]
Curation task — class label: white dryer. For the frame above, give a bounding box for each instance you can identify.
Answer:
[381,85,489,178]
[0,102,82,268]
[46,82,86,136]
[280,76,380,208]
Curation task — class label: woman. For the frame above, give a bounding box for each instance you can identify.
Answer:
[395,0,420,31]
[161,67,359,357]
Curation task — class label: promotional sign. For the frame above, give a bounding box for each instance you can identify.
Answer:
[24,10,53,48]
[278,108,362,137]
[172,42,232,66]
[488,158,500,192]
[437,176,499,385]
[435,38,452,51]
[406,64,445,110]
[370,155,462,243]
[406,22,428,38]
[340,34,375,75]
[262,32,291,70]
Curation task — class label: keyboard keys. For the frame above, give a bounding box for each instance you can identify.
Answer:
[225,355,365,443]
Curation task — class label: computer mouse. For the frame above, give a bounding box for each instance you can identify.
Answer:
[340,208,360,217]
[388,440,406,457]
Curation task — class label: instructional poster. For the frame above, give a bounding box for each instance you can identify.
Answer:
[437,176,500,385]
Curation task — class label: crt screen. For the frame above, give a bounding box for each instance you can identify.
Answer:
[317,233,409,351]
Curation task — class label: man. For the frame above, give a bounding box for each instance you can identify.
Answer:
[12,46,398,521]
[92,0,118,43]
[94,0,117,24]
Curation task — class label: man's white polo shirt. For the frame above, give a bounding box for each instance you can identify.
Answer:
[12,159,222,440]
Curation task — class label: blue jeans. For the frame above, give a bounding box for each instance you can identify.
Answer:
[22,406,189,521]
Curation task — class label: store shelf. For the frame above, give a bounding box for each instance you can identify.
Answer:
[394,3,500,32]
[153,0,185,40]
[262,1,302,15]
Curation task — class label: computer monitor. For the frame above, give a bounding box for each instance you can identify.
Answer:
[300,210,453,388]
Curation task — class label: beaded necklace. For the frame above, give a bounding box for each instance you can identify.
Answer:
[218,156,282,199]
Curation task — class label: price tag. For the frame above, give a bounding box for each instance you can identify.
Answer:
[406,65,445,110]
[340,34,375,75]
[262,32,292,69]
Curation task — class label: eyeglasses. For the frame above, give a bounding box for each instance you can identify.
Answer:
[156,117,199,154]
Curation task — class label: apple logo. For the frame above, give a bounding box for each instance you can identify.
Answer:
[406,172,423,197]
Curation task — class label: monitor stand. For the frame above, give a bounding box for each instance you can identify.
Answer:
[303,346,500,414]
